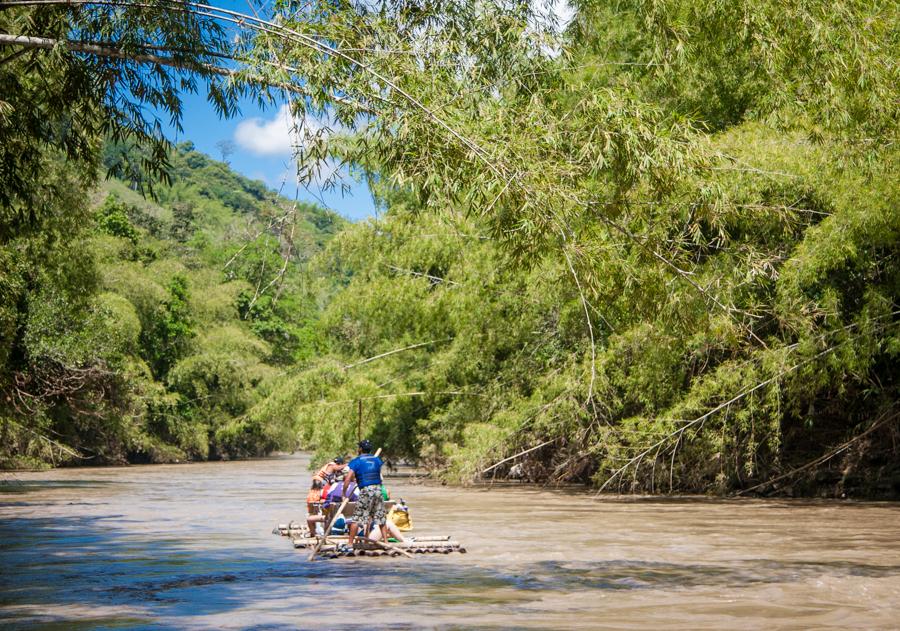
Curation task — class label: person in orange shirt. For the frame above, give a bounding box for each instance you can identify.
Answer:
[305,479,325,536]
[312,456,347,485]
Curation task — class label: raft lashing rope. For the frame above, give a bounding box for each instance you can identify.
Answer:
[273,523,467,557]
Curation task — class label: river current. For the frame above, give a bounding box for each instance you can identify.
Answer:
[1,453,898,629]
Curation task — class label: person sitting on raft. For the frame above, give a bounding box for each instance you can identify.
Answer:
[307,479,358,536]
[342,439,387,548]
[367,513,406,543]
[387,497,413,532]
[326,480,360,535]
[305,479,325,536]
[312,456,347,485]
[324,479,358,506]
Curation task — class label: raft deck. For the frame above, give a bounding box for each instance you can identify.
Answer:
[293,536,465,556]
[274,519,465,557]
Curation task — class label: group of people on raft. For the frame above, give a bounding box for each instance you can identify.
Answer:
[305,439,412,552]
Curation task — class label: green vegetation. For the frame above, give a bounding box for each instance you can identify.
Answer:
[244,0,899,496]
[1,139,342,467]
[1,1,897,496]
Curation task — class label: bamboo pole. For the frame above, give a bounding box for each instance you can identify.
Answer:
[367,537,414,558]
[0,33,311,96]
[295,540,460,549]
[308,500,347,560]
[293,535,452,544]
[343,339,452,369]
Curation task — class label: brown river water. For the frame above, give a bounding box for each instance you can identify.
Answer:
[1,453,899,629]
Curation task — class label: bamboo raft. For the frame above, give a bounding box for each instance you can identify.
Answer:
[293,536,465,556]
[274,523,466,557]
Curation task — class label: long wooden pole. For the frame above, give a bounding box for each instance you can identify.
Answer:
[368,537,414,558]
[308,497,348,561]
[308,447,381,561]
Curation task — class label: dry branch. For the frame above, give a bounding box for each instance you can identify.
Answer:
[481,438,557,475]
[1,418,89,460]
[343,338,452,369]
[385,265,460,286]
[561,235,597,404]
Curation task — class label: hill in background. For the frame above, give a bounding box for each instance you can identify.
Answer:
[1,141,347,467]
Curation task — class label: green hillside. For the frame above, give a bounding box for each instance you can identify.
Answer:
[102,141,342,250]
[0,141,345,467]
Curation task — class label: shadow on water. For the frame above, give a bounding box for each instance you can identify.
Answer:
[2,510,900,629]
[0,513,363,628]
[0,480,117,495]
[428,558,900,595]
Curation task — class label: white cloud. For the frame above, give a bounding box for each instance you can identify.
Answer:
[233,102,353,189]
[234,103,300,157]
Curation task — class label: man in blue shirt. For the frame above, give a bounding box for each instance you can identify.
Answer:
[343,439,386,547]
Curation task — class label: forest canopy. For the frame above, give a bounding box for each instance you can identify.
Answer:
[0,0,897,496]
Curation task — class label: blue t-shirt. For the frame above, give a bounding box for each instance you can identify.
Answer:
[348,454,383,488]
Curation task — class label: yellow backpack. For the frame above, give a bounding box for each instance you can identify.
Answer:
[387,505,413,531]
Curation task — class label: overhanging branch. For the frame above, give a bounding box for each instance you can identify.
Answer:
[0,33,307,94]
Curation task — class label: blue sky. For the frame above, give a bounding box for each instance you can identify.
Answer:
[153,0,572,222]
[152,0,378,221]
[161,90,377,222]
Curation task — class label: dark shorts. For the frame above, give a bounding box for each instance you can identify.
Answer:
[350,485,386,526]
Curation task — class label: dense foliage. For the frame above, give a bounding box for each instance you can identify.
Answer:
[1,1,897,495]
[242,0,898,496]
[1,139,342,467]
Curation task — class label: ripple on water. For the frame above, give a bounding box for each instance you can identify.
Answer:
[3,457,900,630]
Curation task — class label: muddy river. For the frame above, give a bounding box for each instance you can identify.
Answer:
[1,454,898,629]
